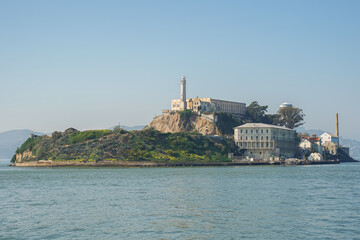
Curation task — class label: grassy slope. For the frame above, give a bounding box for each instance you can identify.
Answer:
[13,128,237,163]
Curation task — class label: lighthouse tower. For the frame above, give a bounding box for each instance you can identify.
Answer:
[180,76,187,110]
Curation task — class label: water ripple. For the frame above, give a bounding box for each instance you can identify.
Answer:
[0,161,359,239]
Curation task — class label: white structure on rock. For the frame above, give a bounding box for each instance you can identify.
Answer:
[234,123,297,161]
[308,152,323,161]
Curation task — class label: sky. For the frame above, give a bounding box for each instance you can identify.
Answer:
[1,0,359,140]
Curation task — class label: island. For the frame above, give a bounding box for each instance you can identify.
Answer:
[11,76,357,167]
[11,126,243,167]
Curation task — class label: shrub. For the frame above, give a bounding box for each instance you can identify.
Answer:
[11,154,16,163]
[16,137,41,154]
[68,130,112,145]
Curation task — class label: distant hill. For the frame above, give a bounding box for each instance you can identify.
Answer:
[296,127,360,161]
[110,125,146,131]
[0,129,46,158]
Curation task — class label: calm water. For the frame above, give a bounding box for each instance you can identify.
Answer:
[1,159,359,240]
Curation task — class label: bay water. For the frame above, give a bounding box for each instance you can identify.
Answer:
[1,159,359,239]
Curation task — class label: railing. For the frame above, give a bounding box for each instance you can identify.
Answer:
[236,140,275,149]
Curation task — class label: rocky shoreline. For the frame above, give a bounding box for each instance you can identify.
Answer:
[12,160,340,167]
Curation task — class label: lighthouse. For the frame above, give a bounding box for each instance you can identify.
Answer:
[180,76,187,110]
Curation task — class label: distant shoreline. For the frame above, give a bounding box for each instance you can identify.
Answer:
[12,160,340,167]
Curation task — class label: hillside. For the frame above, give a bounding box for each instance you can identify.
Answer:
[13,127,238,164]
[0,129,46,158]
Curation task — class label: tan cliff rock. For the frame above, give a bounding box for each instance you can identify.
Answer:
[149,112,221,135]
[16,150,34,163]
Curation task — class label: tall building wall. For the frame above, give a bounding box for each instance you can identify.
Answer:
[234,123,297,161]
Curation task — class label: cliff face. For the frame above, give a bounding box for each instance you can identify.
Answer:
[16,150,34,163]
[149,112,220,135]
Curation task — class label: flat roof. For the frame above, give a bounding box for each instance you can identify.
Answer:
[234,123,294,131]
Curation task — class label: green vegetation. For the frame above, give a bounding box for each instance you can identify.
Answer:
[11,154,16,163]
[215,112,243,135]
[14,128,237,163]
[16,136,42,154]
[275,106,305,129]
[246,101,305,129]
[178,109,196,120]
[246,101,277,124]
[68,130,112,144]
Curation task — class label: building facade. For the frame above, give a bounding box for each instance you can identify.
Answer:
[234,123,297,161]
[320,132,339,145]
[299,139,314,150]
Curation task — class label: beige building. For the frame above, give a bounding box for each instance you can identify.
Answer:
[171,76,246,116]
[234,123,297,161]
[172,97,246,116]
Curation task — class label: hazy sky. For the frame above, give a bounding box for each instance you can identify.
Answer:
[1,0,359,140]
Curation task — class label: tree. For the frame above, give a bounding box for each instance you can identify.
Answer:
[275,106,305,129]
[51,131,62,141]
[246,101,270,123]
[113,125,127,136]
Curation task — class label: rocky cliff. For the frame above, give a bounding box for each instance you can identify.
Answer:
[150,112,220,135]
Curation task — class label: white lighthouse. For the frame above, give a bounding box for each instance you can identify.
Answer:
[180,76,187,110]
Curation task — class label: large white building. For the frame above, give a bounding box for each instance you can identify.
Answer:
[320,132,339,145]
[171,76,246,116]
[234,123,297,161]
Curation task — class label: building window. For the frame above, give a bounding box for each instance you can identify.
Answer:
[266,136,268,140]
[266,129,268,133]
[245,136,247,140]
[240,130,242,133]
[261,129,263,133]
[240,136,242,140]
[251,136,253,140]
[246,130,248,133]
[256,130,258,133]
[256,136,258,140]
[261,136,263,140]
[251,130,253,133]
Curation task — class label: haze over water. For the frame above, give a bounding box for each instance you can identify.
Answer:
[1,159,359,239]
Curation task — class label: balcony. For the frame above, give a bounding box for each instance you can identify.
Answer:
[236,140,275,149]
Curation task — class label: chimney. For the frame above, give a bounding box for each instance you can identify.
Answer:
[336,113,339,137]
[336,113,340,146]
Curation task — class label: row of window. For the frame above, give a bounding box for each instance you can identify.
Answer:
[217,104,244,113]
[239,142,274,148]
[239,129,269,134]
[240,136,270,140]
